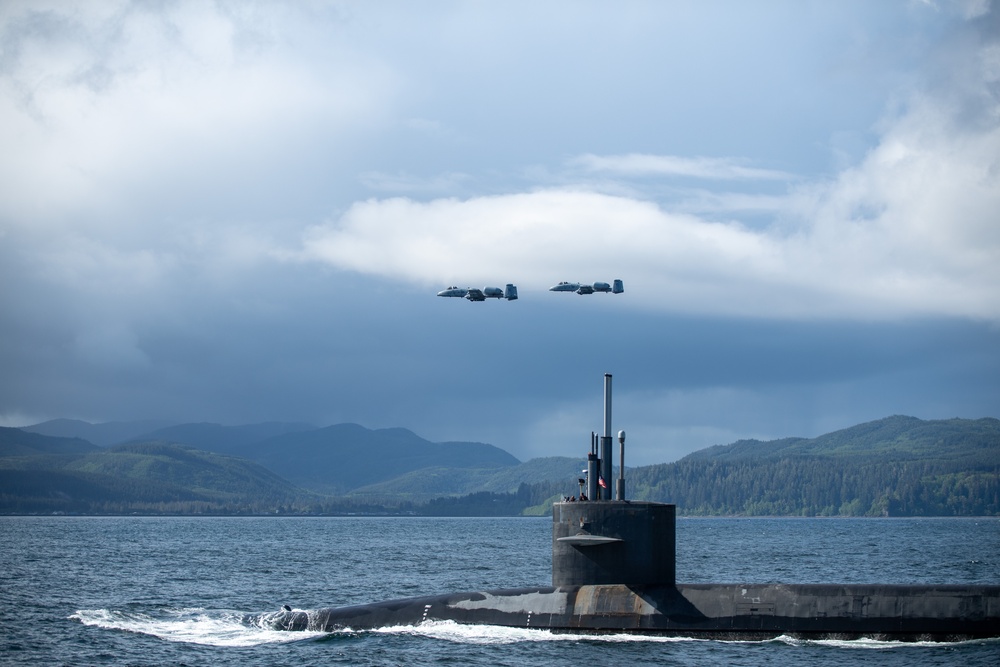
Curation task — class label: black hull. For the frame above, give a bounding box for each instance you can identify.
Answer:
[264,583,1000,641]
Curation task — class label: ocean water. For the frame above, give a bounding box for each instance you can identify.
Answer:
[1,515,998,666]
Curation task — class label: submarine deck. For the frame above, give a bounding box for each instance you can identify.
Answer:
[264,582,1000,641]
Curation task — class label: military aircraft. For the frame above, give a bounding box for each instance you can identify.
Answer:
[549,279,624,295]
[437,284,518,301]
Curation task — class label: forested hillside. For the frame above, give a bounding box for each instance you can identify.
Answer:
[626,416,1000,516]
[0,440,312,514]
[4,415,997,516]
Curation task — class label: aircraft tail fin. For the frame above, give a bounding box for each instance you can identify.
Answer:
[505,284,518,301]
[613,279,624,294]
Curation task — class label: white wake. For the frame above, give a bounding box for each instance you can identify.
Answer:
[70,608,329,647]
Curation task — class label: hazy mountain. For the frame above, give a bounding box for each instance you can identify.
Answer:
[244,423,520,495]
[123,421,318,456]
[0,426,100,457]
[4,415,997,516]
[54,421,519,495]
[3,421,524,507]
[22,418,318,452]
[22,419,175,447]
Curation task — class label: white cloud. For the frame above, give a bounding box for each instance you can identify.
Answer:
[303,14,1000,323]
[571,153,796,181]
[3,0,997,332]
[304,102,1000,321]
[0,1,394,232]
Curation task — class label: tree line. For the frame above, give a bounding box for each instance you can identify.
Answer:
[625,457,999,516]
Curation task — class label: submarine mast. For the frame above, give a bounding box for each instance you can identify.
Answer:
[552,373,677,587]
[601,373,613,499]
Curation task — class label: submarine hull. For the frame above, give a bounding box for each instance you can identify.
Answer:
[268,583,1000,641]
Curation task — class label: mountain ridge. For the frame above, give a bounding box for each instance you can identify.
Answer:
[6,415,998,516]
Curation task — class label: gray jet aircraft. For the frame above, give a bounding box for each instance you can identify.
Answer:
[437,284,518,301]
[549,279,624,295]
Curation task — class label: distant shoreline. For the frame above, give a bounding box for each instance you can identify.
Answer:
[2,512,996,519]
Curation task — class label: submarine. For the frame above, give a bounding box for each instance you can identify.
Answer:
[265,374,1000,641]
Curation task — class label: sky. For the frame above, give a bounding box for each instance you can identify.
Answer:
[1,0,998,466]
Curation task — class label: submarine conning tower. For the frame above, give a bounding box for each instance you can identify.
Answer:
[552,373,677,587]
[553,500,676,586]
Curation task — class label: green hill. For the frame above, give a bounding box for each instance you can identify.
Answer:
[0,433,313,514]
[4,415,998,516]
[347,456,585,501]
[628,416,1000,516]
[0,426,100,457]
[124,421,318,456]
[27,420,523,495]
[686,415,998,463]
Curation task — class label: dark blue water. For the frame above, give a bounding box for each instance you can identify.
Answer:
[1,516,998,666]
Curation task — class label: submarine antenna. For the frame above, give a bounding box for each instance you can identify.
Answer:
[587,432,600,501]
[616,430,626,500]
[601,373,613,500]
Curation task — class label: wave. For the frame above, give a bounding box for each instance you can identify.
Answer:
[375,622,999,648]
[70,607,329,647]
[771,634,1000,650]
[371,620,708,645]
[70,611,1000,650]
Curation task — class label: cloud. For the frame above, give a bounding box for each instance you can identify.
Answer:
[304,105,1000,321]
[571,153,796,181]
[303,13,1000,323]
[0,0,996,461]
[0,1,395,231]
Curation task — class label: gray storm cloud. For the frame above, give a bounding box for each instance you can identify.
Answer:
[1,1,997,463]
